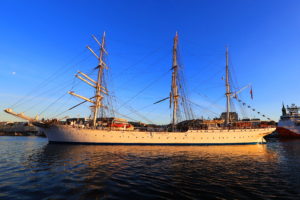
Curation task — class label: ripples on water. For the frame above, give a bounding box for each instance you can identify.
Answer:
[0,136,300,199]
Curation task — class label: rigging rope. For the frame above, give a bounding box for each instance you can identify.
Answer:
[23,66,97,118]
[112,109,140,122]
[113,44,166,78]
[116,69,171,111]
[113,96,154,124]
[48,95,73,119]
[228,55,248,119]
[21,78,77,113]
[184,98,219,117]
[233,97,272,120]
[10,49,90,109]
[38,92,68,116]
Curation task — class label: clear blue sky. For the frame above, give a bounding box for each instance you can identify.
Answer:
[1,0,300,123]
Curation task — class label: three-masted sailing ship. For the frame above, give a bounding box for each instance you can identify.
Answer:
[4,32,275,144]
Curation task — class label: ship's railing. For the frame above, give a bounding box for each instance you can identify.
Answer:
[55,119,275,132]
[189,125,275,130]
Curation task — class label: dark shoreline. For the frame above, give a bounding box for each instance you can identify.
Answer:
[0,131,45,137]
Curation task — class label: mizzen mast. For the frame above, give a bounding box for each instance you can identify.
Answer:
[170,32,179,131]
[225,47,231,126]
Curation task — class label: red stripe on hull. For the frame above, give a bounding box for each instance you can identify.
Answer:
[276,127,300,138]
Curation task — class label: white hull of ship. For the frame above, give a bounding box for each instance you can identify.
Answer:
[40,125,275,145]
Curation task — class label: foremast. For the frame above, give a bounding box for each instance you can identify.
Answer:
[69,32,108,127]
[92,33,107,127]
[170,32,179,131]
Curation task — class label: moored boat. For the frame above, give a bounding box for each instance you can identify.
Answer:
[277,104,300,138]
[4,32,275,144]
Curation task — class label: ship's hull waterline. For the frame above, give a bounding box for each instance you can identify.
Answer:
[40,125,275,145]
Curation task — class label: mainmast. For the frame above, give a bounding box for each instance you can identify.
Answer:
[171,32,179,131]
[225,47,231,125]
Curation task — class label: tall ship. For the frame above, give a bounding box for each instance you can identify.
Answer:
[4,32,275,145]
[277,104,300,138]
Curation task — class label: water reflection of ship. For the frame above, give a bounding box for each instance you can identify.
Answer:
[21,143,281,200]
[28,144,278,167]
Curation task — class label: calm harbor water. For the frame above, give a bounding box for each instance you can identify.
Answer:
[0,136,300,199]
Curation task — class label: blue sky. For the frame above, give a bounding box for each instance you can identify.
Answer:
[1,0,300,123]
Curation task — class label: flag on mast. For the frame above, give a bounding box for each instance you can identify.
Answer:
[250,87,253,100]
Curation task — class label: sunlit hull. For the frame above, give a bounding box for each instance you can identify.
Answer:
[40,125,275,145]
